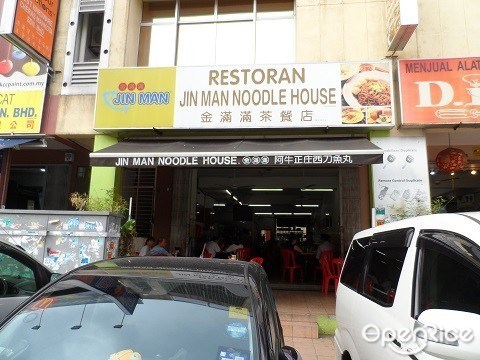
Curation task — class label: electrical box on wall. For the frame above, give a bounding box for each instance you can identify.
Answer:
[65,152,74,162]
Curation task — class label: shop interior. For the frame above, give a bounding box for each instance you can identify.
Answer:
[195,167,340,284]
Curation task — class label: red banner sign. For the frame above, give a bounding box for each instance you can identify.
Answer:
[399,57,480,126]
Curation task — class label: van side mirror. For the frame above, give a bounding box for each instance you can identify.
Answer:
[280,345,302,360]
[415,309,480,360]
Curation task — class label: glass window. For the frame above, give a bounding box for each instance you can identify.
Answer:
[0,273,257,359]
[417,232,480,316]
[177,23,216,66]
[218,0,253,20]
[179,0,214,21]
[75,12,104,62]
[340,237,369,291]
[139,0,295,66]
[0,253,37,297]
[256,18,294,64]
[364,247,408,306]
[215,22,254,65]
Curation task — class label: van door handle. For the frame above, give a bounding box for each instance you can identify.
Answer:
[386,332,421,360]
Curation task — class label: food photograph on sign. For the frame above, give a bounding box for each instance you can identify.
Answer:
[340,62,393,126]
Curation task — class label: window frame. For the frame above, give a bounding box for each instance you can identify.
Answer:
[61,0,114,95]
[340,228,414,308]
[139,0,295,67]
[413,229,480,318]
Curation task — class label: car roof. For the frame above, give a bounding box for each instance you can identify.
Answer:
[353,212,480,246]
[73,257,262,285]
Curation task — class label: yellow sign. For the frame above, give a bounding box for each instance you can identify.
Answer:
[229,306,249,319]
[0,91,45,133]
[95,68,176,129]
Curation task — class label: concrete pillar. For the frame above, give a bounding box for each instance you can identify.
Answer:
[89,135,120,199]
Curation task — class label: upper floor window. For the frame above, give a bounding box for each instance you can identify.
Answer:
[62,0,113,95]
[138,0,295,67]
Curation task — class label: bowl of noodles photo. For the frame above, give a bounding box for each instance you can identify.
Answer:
[342,71,391,107]
[342,108,365,124]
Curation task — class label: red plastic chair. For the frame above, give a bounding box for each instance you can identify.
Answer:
[331,258,345,277]
[314,250,334,283]
[321,253,339,294]
[236,248,252,261]
[281,249,303,283]
[250,257,264,266]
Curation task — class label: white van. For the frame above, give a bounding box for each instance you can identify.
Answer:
[335,212,480,360]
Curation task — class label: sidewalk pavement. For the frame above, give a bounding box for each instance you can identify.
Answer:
[273,290,336,360]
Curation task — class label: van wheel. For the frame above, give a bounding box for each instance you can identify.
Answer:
[342,351,352,360]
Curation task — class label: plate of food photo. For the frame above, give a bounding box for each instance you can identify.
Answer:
[342,108,365,124]
[342,71,391,107]
[340,64,360,81]
[367,108,393,124]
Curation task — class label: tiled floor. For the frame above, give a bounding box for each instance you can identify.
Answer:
[274,290,336,360]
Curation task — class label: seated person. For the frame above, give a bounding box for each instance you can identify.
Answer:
[139,236,156,256]
[149,237,172,256]
[225,242,244,253]
[316,234,333,260]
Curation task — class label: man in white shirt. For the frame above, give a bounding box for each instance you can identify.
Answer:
[204,238,221,258]
[139,236,157,256]
[316,234,333,260]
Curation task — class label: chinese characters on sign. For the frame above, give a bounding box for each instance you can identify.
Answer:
[113,154,354,168]
[0,38,48,134]
[94,62,394,130]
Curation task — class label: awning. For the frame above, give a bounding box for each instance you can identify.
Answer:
[90,138,383,168]
[0,138,36,150]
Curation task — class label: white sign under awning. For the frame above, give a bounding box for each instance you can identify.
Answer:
[371,137,431,225]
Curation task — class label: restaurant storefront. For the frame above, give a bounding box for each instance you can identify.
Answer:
[88,60,430,259]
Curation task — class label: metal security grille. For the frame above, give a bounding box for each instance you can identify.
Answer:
[121,168,156,237]
[79,0,105,12]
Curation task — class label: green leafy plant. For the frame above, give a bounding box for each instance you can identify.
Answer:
[69,190,128,215]
[119,219,137,257]
[430,196,451,214]
[121,219,137,238]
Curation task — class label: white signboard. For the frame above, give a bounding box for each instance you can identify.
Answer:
[371,137,431,225]
[386,0,418,52]
[174,62,393,129]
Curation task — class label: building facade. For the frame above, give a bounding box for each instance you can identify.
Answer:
[2,0,480,256]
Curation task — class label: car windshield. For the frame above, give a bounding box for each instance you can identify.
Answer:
[0,269,256,360]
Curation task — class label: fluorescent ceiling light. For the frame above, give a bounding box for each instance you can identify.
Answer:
[274,212,291,215]
[225,189,232,196]
[238,201,243,205]
[213,203,225,207]
[251,188,283,191]
[300,188,333,192]
[254,212,272,215]
[472,170,478,175]
[248,204,271,207]
[293,212,312,216]
[232,196,238,201]
[295,204,319,208]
